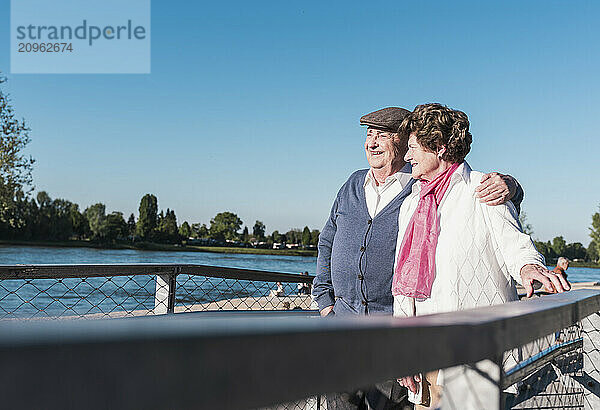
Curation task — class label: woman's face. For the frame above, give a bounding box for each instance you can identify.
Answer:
[404,133,444,181]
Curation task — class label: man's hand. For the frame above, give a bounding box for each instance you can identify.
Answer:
[520,264,571,298]
[476,173,517,206]
[397,374,421,394]
[320,305,334,317]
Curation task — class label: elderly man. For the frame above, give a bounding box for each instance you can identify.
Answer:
[312,106,566,409]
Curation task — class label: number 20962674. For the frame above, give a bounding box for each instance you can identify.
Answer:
[18,43,73,52]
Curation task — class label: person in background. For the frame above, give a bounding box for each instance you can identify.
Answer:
[297,271,311,295]
[552,257,570,280]
[270,282,285,297]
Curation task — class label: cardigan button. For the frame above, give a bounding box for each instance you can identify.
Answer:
[367,219,372,224]
[358,274,364,280]
[361,300,367,306]
[360,246,366,252]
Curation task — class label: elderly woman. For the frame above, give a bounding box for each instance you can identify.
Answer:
[392,103,570,407]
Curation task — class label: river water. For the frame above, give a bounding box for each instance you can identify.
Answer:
[0,245,318,274]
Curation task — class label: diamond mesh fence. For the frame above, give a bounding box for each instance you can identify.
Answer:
[0,265,316,320]
[503,322,584,409]
[174,274,313,313]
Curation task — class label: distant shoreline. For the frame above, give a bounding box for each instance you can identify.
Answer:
[1,240,598,267]
[0,239,318,257]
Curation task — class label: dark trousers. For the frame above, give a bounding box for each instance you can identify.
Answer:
[326,380,412,410]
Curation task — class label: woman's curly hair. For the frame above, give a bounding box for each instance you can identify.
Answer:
[398,103,472,163]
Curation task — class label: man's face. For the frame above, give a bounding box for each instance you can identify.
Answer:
[364,128,405,170]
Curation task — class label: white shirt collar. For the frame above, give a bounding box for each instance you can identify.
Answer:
[363,163,413,188]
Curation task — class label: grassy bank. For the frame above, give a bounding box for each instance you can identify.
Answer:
[568,261,600,269]
[0,239,318,257]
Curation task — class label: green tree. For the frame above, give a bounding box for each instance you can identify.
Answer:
[0,74,35,234]
[534,240,549,259]
[310,229,320,246]
[302,226,311,246]
[209,212,242,241]
[271,230,282,243]
[49,198,74,240]
[286,229,301,244]
[590,206,600,261]
[32,192,74,240]
[565,242,586,260]
[84,203,107,240]
[105,211,127,242]
[241,226,250,242]
[551,236,567,257]
[14,197,38,240]
[157,208,179,243]
[136,194,158,240]
[126,213,136,238]
[253,220,266,240]
[70,203,87,239]
[179,221,192,239]
[588,240,599,263]
[191,223,209,238]
[35,191,52,239]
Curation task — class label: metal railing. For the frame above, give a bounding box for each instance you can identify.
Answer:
[0,284,598,409]
[0,264,316,319]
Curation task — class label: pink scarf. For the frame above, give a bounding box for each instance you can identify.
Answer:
[391,162,460,299]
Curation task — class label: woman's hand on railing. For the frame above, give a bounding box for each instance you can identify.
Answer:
[397,374,420,394]
[520,264,571,297]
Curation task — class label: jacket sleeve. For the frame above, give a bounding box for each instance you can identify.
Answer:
[312,195,339,311]
[483,201,545,285]
[509,177,524,215]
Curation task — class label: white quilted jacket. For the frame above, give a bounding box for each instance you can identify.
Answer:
[393,162,545,317]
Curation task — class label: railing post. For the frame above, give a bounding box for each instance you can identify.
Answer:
[154,268,178,315]
[441,357,502,410]
[582,312,600,410]
[167,269,178,314]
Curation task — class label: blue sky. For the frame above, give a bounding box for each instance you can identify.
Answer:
[0,0,598,244]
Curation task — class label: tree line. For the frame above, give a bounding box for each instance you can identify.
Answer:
[521,209,600,263]
[0,191,321,247]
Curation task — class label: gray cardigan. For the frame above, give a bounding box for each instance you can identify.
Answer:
[312,170,416,315]
[312,169,524,316]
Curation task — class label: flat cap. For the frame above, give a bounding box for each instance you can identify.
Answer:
[360,107,411,133]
